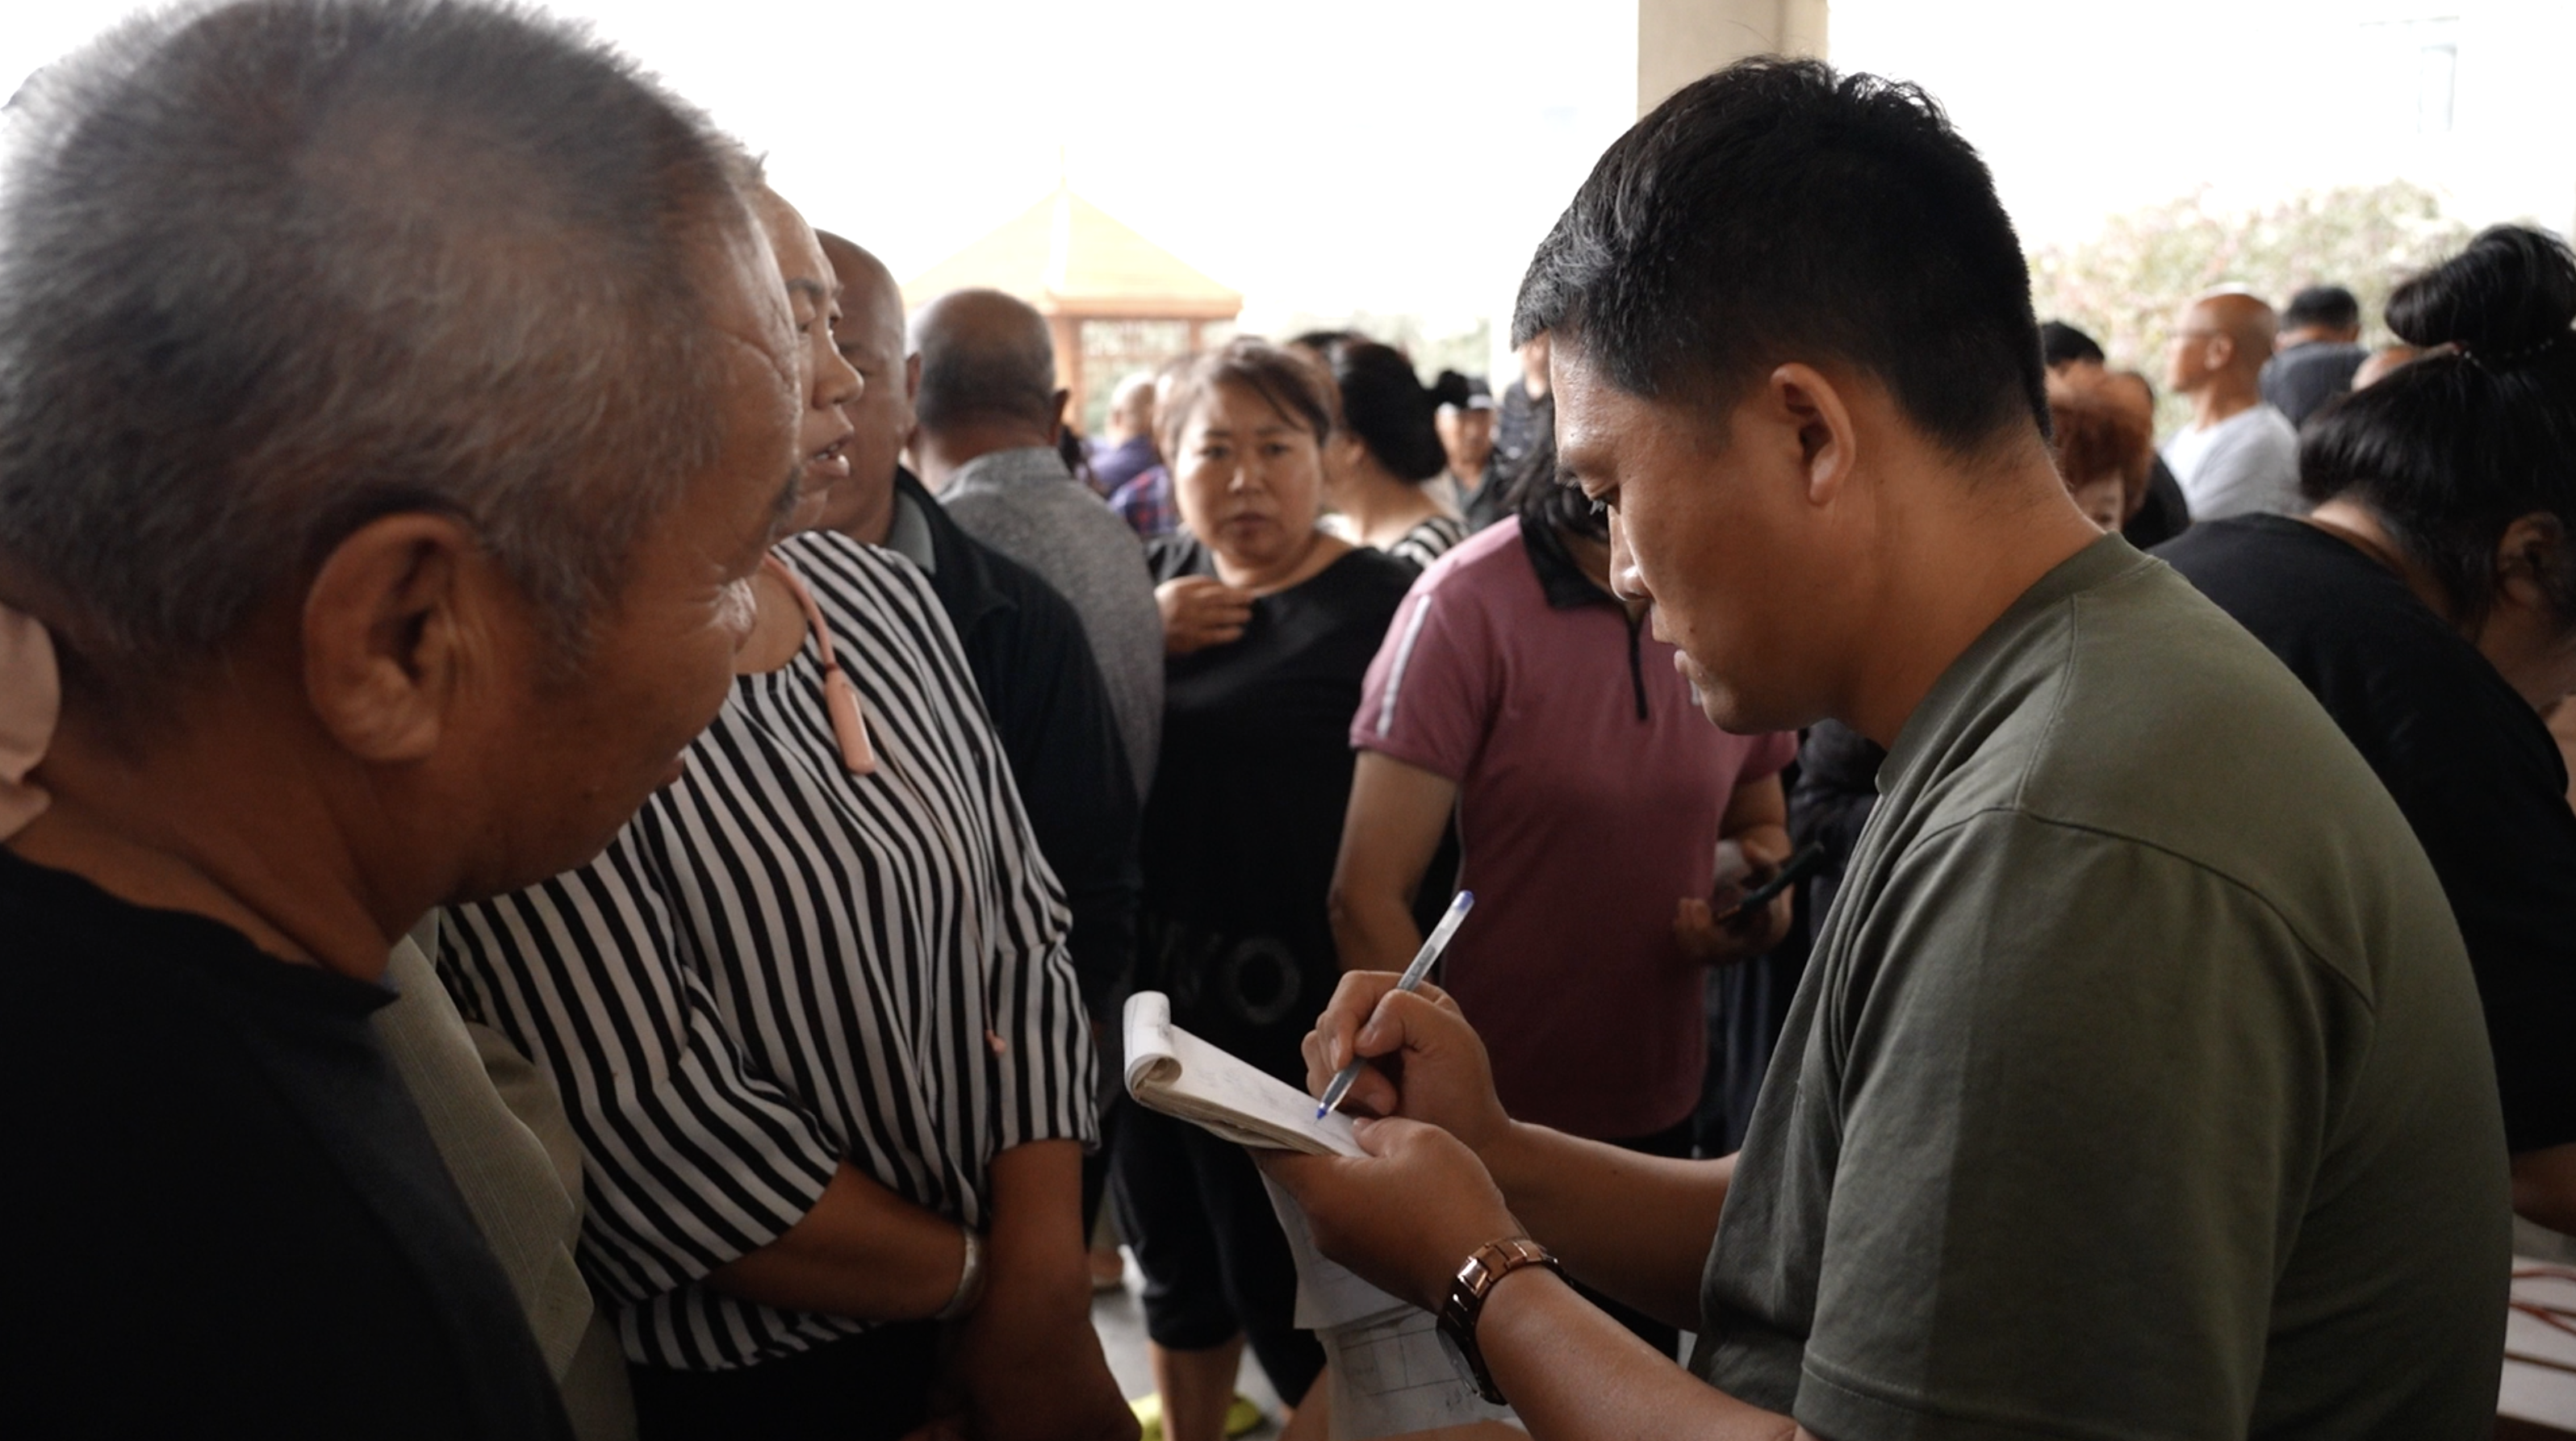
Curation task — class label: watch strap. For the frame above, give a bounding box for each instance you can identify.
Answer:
[1435,1236,1561,1405]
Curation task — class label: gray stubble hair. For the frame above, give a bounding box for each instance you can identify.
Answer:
[0,0,770,699]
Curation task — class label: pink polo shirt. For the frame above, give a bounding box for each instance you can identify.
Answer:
[1350,518,1795,1139]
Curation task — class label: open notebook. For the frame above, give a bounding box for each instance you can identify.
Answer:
[1122,991,1363,1157]
[1122,991,1516,1436]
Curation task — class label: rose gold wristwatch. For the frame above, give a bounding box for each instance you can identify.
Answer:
[1436,1236,1563,1405]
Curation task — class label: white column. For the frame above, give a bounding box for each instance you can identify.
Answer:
[1637,0,1828,119]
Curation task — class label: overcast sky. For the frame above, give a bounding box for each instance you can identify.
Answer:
[9,0,2571,349]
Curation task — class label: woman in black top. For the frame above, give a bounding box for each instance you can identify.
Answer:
[2159,225,2576,1236]
[1118,340,1414,1441]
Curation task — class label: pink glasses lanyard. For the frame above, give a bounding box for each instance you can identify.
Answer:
[761,554,876,775]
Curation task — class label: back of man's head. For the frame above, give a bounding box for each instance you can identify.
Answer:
[1513,57,2047,457]
[2282,284,2362,340]
[0,0,763,697]
[1108,372,1157,439]
[911,288,1060,440]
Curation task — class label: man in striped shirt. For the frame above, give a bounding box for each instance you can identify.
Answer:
[441,189,1128,1441]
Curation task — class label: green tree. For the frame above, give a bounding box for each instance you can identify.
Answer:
[2030,180,2475,433]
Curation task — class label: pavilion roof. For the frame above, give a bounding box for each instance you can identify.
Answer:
[901,185,1240,322]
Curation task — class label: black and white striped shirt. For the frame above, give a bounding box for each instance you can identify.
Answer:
[437,532,1096,1371]
[1389,514,1470,574]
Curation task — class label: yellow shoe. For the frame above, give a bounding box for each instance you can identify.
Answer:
[1126,1392,1266,1441]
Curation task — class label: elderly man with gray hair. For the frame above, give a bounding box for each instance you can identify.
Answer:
[0,1,804,1435]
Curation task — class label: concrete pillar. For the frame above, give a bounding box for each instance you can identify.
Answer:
[1637,0,1827,118]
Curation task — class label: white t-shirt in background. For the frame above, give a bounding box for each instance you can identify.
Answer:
[2162,403,2303,520]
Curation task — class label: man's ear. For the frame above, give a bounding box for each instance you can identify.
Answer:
[904,352,922,405]
[1765,363,1859,506]
[300,512,480,763]
[1048,386,1072,443]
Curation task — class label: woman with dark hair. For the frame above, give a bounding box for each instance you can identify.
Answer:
[1328,396,1799,1358]
[1119,339,1417,1441]
[1313,338,1470,571]
[2160,223,2576,1237]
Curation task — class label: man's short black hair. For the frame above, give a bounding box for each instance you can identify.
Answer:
[2282,285,2362,333]
[1512,57,2047,456]
[2039,321,2106,369]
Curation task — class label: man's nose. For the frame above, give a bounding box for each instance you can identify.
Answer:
[1608,511,1650,604]
[822,349,863,410]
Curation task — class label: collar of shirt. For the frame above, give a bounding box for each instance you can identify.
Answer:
[948,445,1079,497]
[1884,533,2145,790]
[895,466,1015,635]
[885,487,939,575]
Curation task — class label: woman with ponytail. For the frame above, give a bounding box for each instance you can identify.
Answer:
[1312,338,1472,572]
[2161,224,2576,1236]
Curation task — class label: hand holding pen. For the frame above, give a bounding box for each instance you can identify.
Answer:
[1315,890,1473,1119]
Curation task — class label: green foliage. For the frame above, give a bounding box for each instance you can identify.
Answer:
[2030,180,2475,433]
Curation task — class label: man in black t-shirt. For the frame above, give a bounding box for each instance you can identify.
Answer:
[0,3,815,1435]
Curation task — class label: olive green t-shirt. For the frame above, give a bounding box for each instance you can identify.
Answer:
[1692,537,2510,1439]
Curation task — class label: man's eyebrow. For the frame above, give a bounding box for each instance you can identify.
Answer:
[784,277,827,305]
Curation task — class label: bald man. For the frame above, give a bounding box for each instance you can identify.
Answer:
[911,288,1165,800]
[1090,372,1162,494]
[2161,289,2303,520]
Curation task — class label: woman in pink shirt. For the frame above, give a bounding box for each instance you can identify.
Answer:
[1327,414,1796,1358]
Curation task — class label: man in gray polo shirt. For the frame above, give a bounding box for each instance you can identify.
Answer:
[910,288,1162,798]
[1259,58,2509,1441]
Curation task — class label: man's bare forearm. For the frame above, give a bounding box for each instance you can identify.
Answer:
[706,1159,965,1318]
[958,1139,1136,1441]
[982,1139,1090,1298]
[1478,1268,1807,1441]
[1482,1122,1733,1330]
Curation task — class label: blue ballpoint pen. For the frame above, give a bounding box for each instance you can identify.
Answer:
[1315,890,1474,1120]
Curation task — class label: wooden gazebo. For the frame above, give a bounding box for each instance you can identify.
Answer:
[902,183,1241,430]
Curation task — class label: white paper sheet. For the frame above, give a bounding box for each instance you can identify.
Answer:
[1325,1312,1522,1438]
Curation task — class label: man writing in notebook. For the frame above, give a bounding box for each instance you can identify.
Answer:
[1258,59,2511,1441]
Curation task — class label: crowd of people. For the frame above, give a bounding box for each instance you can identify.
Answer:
[2,4,2571,1441]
